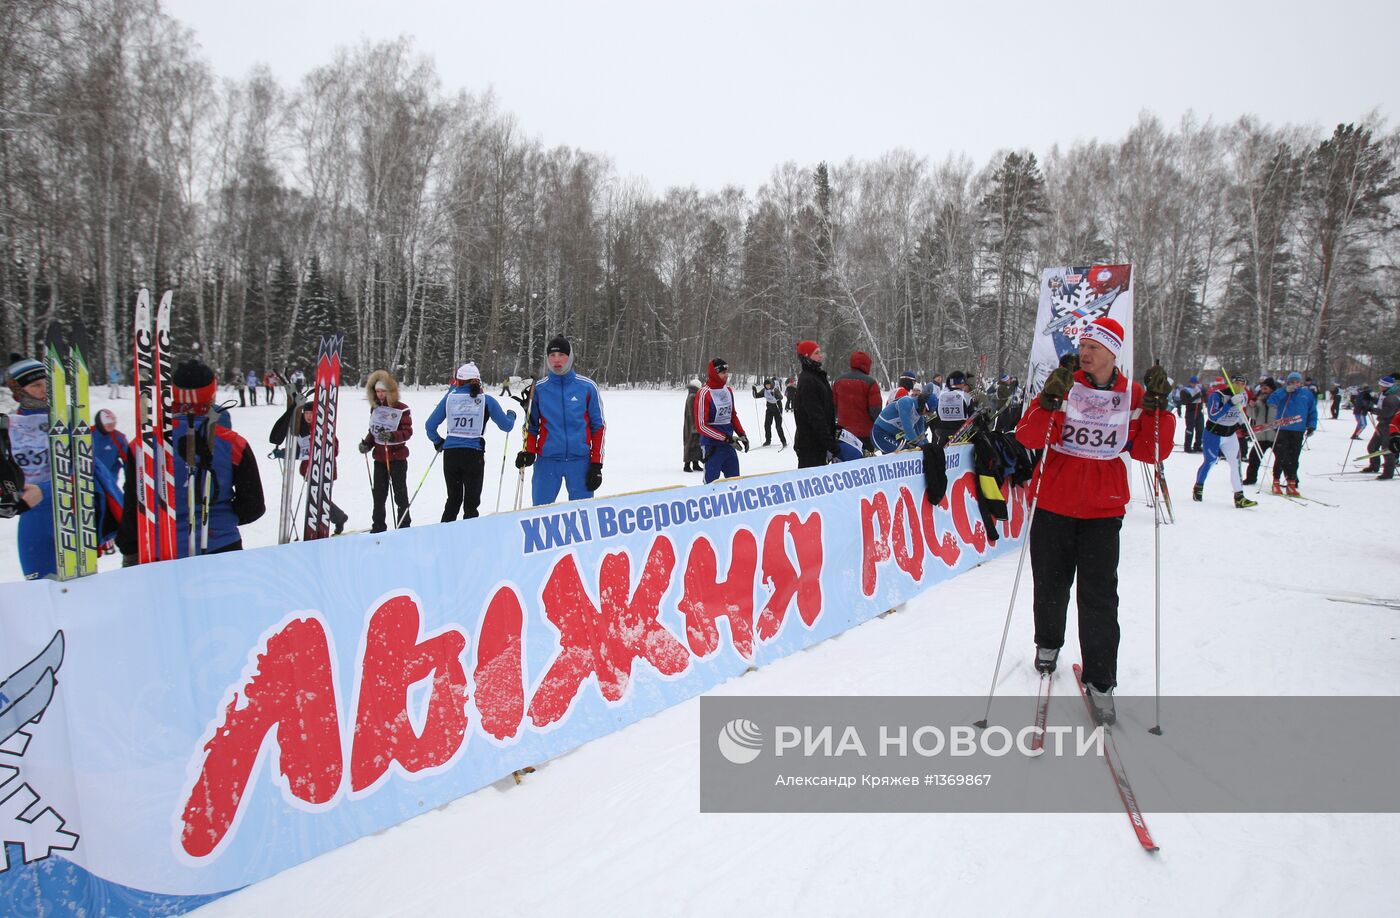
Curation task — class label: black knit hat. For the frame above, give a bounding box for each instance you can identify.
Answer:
[545,336,571,357]
[6,353,45,389]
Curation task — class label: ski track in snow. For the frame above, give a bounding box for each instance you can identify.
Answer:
[3,387,1397,916]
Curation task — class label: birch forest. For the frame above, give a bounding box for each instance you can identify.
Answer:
[4,0,1398,388]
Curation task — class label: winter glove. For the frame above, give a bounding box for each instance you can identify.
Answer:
[738,434,750,452]
[1389,432,1400,454]
[970,391,989,410]
[1039,366,1074,410]
[357,440,373,454]
[1141,364,1171,411]
[433,440,444,452]
[1230,392,1247,408]
[585,462,603,492]
[506,410,517,421]
[515,450,535,469]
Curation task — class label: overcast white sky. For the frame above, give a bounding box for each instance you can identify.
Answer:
[165,0,1399,193]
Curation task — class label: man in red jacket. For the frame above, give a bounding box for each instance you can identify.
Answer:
[832,350,882,454]
[1015,317,1174,724]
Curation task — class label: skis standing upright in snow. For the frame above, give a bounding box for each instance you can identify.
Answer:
[153,290,178,559]
[132,288,179,563]
[45,326,78,580]
[302,333,344,541]
[67,323,99,576]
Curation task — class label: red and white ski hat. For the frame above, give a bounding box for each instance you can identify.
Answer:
[170,360,217,413]
[1079,317,1124,358]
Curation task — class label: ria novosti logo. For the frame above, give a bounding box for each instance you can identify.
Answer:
[716,719,764,765]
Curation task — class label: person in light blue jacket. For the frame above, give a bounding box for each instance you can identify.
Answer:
[427,361,516,521]
[1265,372,1318,496]
[515,337,606,506]
[871,392,932,454]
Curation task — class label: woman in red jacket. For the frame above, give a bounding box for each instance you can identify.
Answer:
[1015,317,1174,724]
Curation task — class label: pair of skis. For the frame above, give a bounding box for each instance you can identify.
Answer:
[132,289,181,563]
[302,333,345,541]
[44,325,99,579]
[1027,666,1158,852]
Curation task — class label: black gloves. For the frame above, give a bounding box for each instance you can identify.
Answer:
[1039,366,1074,410]
[515,451,535,469]
[728,434,749,452]
[358,440,373,454]
[1141,364,1171,411]
[585,462,603,492]
[1389,432,1400,454]
[434,440,444,453]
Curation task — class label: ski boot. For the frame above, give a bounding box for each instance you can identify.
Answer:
[1034,646,1059,674]
[1085,681,1116,726]
[1191,484,1203,502]
[1271,480,1283,495]
[1233,491,1257,509]
[1285,480,1301,497]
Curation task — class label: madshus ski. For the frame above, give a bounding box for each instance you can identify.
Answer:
[303,333,345,541]
[1072,665,1158,852]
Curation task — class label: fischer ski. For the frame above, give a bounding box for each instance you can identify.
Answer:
[44,326,77,580]
[1072,665,1158,852]
[67,324,99,575]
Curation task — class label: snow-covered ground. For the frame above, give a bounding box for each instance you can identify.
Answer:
[4,386,1398,915]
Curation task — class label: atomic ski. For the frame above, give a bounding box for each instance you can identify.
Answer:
[302,333,345,541]
[1072,665,1158,852]
[153,290,177,559]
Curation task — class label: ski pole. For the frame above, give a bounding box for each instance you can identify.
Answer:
[396,448,441,529]
[184,413,198,558]
[383,450,398,529]
[974,406,1056,730]
[494,429,513,513]
[1149,408,1163,736]
[513,465,526,512]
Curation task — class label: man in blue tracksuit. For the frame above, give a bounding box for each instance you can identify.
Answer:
[871,392,933,454]
[516,336,606,506]
[117,360,265,561]
[1266,371,1318,497]
[427,361,516,520]
[6,355,55,577]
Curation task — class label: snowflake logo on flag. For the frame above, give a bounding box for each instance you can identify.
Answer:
[1,632,79,874]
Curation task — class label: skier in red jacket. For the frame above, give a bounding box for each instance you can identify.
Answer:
[1015,317,1174,724]
[832,350,882,454]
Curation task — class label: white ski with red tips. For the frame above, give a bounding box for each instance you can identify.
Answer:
[1029,670,1052,753]
[1072,664,1158,852]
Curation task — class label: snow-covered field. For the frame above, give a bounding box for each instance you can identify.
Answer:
[4,385,1398,915]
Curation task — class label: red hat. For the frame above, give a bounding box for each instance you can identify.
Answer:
[170,360,217,413]
[849,350,872,373]
[1079,317,1124,358]
[796,340,819,359]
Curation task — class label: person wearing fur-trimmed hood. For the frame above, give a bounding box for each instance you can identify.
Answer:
[427,361,517,520]
[359,369,413,531]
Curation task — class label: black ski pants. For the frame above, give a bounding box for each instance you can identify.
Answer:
[372,457,411,531]
[795,447,828,469]
[1364,425,1397,476]
[1272,430,1304,483]
[441,447,486,521]
[764,404,786,445]
[1030,508,1123,690]
[1183,406,1203,451]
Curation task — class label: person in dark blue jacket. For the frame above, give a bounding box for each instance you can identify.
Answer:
[117,360,265,561]
[1265,372,1318,497]
[5,355,55,577]
[694,357,749,483]
[515,337,606,506]
[871,393,932,454]
[428,361,517,520]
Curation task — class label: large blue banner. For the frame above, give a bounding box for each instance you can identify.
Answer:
[0,449,1026,915]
